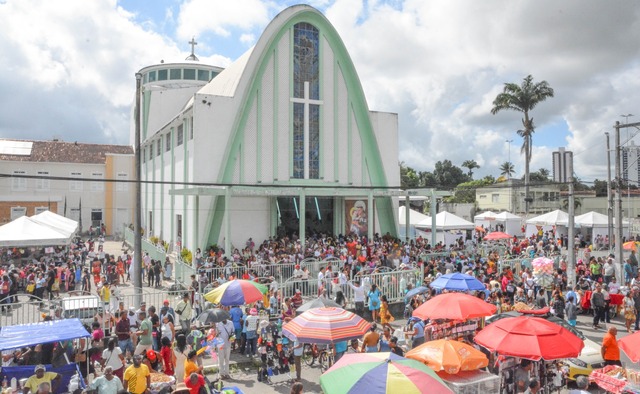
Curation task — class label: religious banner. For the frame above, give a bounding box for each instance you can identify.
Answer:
[345,199,368,236]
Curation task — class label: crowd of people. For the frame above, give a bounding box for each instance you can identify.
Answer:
[3,227,640,394]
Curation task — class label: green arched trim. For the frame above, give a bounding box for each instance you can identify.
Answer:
[142,90,151,140]
[203,8,397,248]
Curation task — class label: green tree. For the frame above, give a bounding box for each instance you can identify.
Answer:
[593,179,608,197]
[491,75,555,215]
[538,168,550,180]
[433,160,471,189]
[447,176,496,203]
[400,162,421,189]
[462,160,481,179]
[499,161,515,178]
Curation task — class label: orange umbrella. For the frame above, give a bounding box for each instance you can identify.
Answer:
[623,241,638,252]
[406,339,488,374]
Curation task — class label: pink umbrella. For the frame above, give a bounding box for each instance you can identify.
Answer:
[484,231,512,241]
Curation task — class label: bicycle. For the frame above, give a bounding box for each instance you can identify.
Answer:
[318,348,335,372]
[303,343,320,366]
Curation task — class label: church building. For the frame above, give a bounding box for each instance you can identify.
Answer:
[134,4,400,253]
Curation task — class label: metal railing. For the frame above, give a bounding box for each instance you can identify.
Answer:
[0,295,58,327]
[280,268,422,309]
[123,226,167,262]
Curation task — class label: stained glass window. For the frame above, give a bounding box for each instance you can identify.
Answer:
[292,22,321,179]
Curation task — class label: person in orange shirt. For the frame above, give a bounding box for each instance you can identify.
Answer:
[601,326,621,366]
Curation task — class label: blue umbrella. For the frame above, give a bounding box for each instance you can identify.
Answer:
[429,273,485,292]
[404,286,430,302]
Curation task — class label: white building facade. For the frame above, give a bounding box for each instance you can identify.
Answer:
[0,139,134,236]
[135,5,400,253]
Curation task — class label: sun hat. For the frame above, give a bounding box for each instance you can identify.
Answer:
[250,308,258,316]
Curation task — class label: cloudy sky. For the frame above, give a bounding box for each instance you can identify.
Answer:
[1,0,639,184]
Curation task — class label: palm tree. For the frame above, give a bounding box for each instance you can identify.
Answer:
[538,168,550,180]
[462,160,480,178]
[500,161,515,178]
[491,75,554,215]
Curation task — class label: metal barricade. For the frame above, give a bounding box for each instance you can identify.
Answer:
[123,226,167,262]
[0,295,57,327]
[174,255,197,287]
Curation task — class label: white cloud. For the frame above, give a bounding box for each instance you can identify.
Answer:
[175,0,271,39]
[1,0,640,184]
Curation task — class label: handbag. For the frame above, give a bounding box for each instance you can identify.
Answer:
[26,283,36,293]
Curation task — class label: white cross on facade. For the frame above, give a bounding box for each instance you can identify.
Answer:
[291,81,323,178]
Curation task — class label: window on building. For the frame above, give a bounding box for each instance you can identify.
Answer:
[36,170,50,191]
[11,207,26,220]
[149,143,154,160]
[148,70,157,82]
[116,172,128,192]
[34,207,48,215]
[70,208,80,221]
[142,147,146,163]
[177,125,184,146]
[166,133,171,151]
[197,69,209,81]
[69,172,83,191]
[158,69,168,81]
[491,194,499,203]
[11,170,27,191]
[184,69,196,80]
[170,68,181,80]
[91,172,104,192]
[292,22,321,179]
[157,139,161,156]
[189,117,194,140]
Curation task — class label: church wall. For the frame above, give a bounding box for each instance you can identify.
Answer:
[370,111,400,188]
[223,196,271,249]
[336,66,349,184]
[242,96,258,183]
[350,109,363,185]
[144,89,199,143]
[277,31,291,182]
[260,55,275,183]
[191,97,235,184]
[321,36,335,182]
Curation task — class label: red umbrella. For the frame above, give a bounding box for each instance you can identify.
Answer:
[474,316,584,361]
[484,231,512,241]
[282,307,371,344]
[618,331,640,362]
[413,293,496,321]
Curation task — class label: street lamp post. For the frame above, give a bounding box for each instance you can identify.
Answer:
[622,114,634,221]
[134,72,143,308]
[506,139,513,212]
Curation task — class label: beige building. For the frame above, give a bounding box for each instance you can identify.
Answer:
[0,139,134,236]
[476,179,563,215]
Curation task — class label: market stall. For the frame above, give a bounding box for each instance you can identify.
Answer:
[0,319,89,393]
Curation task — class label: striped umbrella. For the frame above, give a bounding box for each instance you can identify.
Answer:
[282,307,370,345]
[203,279,268,306]
[320,352,452,394]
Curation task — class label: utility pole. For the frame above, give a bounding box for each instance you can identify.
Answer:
[615,121,624,283]
[507,139,513,212]
[606,132,613,249]
[134,72,143,307]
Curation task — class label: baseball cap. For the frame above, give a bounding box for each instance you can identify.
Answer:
[34,364,46,372]
[163,299,170,304]
[146,349,156,361]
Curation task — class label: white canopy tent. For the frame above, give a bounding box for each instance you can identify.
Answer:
[31,210,78,238]
[398,206,431,239]
[525,209,570,238]
[494,211,524,236]
[415,211,474,246]
[557,211,629,242]
[474,211,497,230]
[0,216,73,247]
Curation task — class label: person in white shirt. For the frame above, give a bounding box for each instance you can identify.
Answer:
[608,277,620,294]
[88,366,123,394]
[317,267,326,295]
[216,318,235,379]
[348,280,365,317]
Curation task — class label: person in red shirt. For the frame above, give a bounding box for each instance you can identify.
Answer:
[184,373,206,394]
[160,337,175,376]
